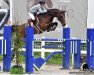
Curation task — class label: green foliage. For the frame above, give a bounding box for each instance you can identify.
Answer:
[34,52,41,57]
[70,54,72,65]
[33,52,73,65]
[45,53,62,64]
[81,43,86,50]
[10,66,24,74]
[17,55,25,63]
[0,55,3,61]
[12,26,24,66]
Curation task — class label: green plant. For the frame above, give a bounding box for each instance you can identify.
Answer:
[10,65,24,74]
[0,55,3,61]
[10,26,25,74]
[12,26,24,66]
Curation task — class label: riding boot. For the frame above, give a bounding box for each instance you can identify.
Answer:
[28,19,34,27]
[30,22,34,27]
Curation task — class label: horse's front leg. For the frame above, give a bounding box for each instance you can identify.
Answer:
[47,22,58,32]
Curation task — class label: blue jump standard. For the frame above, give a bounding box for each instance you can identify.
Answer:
[87,28,94,69]
[25,26,34,73]
[3,26,11,71]
[63,27,70,69]
[1,25,94,73]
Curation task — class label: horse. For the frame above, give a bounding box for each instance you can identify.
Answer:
[12,9,66,38]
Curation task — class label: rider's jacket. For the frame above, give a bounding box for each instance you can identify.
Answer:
[29,4,47,14]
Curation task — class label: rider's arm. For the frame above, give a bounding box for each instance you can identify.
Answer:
[37,5,47,14]
[29,4,38,13]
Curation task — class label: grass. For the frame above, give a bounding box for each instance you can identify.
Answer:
[34,52,73,65]
[45,53,62,64]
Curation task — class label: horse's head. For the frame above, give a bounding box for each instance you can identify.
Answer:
[38,9,66,27]
[57,10,66,27]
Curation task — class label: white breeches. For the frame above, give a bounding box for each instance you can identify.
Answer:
[29,12,35,20]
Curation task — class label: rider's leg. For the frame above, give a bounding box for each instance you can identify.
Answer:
[28,19,34,27]
[29,12,35,20]
[29,12,35,26]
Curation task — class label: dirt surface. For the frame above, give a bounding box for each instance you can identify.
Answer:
[0,64,94,75]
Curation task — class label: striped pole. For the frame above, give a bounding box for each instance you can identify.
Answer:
[25,26,34,73]
[62,27,70,69]
[71,39,81,69]
[3,25,11,71]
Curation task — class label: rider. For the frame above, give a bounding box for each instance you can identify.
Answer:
[29,0,47,26]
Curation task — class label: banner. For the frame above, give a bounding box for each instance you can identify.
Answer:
[12,0,87,39]
[0,0,10,36]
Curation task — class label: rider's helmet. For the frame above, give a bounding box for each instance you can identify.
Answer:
[39,0,45,4]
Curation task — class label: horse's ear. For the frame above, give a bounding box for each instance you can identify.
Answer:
[62,11,66,13]
[61,11,66,14]
[60,11,66,15]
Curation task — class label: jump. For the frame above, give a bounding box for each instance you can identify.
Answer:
[12,9,66,38]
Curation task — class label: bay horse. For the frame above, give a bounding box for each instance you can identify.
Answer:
[12,9,66,38]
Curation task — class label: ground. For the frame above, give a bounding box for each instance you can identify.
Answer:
[0,63,94,75]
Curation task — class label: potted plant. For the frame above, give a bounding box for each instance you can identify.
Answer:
[10,26,24,74]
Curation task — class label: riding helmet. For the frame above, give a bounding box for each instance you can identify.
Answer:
[39,0,45,4]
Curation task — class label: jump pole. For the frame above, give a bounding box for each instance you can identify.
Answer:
[25,26,34,73]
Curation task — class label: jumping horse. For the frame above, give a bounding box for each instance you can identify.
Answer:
[12,9,66,38]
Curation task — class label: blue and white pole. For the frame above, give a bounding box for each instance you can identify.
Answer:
[71,38,81,69]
